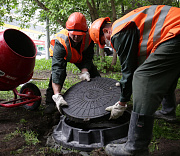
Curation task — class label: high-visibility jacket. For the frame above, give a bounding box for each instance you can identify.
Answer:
[49,29,92,63]
[111,5,180,63]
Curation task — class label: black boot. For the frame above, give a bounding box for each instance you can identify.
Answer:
[105,111,154,156]
[44,75,56,114]
[154,93,176,122]
[44,103,56,114]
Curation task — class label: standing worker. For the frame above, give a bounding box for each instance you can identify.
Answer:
[89,5,180,155]
[44,12,100,114]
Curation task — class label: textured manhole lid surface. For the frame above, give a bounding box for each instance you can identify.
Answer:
[62,77,121,122]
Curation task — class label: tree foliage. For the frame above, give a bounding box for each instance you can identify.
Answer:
[0,0,179,62]
[0,0,179,35]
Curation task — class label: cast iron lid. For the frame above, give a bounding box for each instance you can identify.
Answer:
[62,77,121,122]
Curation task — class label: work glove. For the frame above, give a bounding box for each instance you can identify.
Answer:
[52,93,68,113]
[105,102,127,120]
[79,71,90,81]
[115,82,120,86]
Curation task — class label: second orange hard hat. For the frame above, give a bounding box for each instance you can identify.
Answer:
[89,17,111,48]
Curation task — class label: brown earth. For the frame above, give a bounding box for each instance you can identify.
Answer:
[0,70,180,156]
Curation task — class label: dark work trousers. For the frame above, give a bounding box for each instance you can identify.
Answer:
[133,35,180,115]
[45,62,100,106]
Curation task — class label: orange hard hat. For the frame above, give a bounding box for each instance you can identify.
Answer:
[89,17,111,48]
[66,12,88,35]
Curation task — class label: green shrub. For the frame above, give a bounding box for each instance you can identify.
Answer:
[93,56,121,73]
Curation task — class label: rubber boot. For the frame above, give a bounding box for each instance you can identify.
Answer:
[44,75,56,114]
[154,93,176,122]
[105,111,154,156]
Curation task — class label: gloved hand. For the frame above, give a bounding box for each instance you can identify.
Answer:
[79,71,90,81]
[105,102,127,120]
[115,82,120,86]
[52,93,68,113]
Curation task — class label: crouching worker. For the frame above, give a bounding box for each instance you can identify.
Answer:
[44,12,100,114]
[89,5,180,155]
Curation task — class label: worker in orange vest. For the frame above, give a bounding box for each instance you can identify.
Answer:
[44,12,100,114]
[89,5,180,155]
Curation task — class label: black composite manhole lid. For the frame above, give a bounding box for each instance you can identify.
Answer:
[62,77,121,122]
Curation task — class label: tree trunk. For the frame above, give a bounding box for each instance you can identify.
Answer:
[111,0,116,22]
[45,17,50,60]
[111,49,117,65]
[86,0,98,21]
[99,47,105,60]
[94,44,99,56]
[110,0,117,65]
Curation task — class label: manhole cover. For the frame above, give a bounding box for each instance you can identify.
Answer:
[62,77,121,122]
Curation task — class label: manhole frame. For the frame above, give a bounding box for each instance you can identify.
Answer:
[53,111,131,151]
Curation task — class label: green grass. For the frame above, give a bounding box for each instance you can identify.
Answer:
[66,62,80,74]
[3,127,39,145]
[3,128,40,155]
[34,58,80,74]
[177,78,180,89]
[153,119,180,140]
[31,79,50,90]
[34,58,52,71]
[23,130,40,145]
[3,129,21,142]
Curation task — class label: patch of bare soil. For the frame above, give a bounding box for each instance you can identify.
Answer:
[0,70,180,156]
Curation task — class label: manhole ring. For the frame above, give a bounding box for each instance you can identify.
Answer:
[53,111,130,152]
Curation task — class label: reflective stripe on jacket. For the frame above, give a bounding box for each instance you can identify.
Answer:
[111,5,180,64]
[49,29,91,63]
